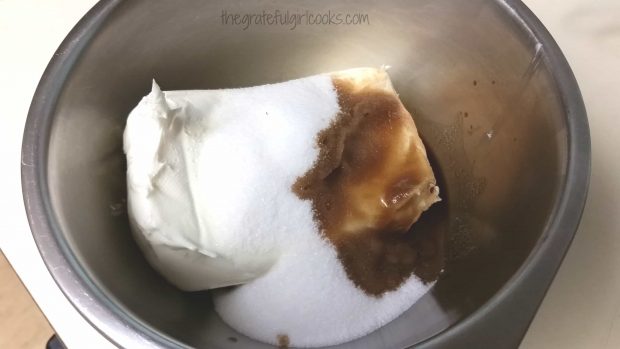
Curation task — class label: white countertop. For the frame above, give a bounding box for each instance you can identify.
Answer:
[0,1,618,348]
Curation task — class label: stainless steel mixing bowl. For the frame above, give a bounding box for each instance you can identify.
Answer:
[22,0,590,348]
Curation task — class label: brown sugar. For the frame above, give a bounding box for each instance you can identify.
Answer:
[293,72,444,296]
[277,334,290,348]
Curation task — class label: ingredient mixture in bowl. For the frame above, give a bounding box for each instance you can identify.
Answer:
[124,67,442,347]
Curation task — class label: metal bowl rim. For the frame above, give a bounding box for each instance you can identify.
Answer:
[20,0,591,348]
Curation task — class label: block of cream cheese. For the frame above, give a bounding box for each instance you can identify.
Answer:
[124,67,441,347]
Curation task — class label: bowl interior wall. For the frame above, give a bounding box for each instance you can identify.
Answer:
[46,0,567,347]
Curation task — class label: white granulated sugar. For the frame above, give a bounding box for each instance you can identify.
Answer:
[214,231,431,347]
[124,68,433,348]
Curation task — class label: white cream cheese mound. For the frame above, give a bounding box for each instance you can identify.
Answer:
[124,67,440,347]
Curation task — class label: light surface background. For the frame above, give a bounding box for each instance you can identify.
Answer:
[0,0,618,348]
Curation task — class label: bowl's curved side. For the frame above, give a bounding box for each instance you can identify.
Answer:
[416,0,590,347]
[21,1,183,348]
[21,1,590,349]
